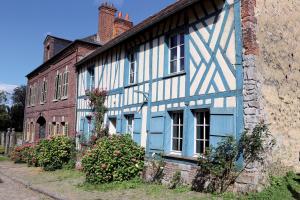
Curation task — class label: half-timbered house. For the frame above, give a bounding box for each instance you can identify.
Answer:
[76,0,242,164]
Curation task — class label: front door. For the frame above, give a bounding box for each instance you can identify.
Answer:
[39,124,46,139]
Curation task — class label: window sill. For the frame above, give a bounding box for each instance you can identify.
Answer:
[52,99,59,102]
[61,97,68,100]
[163,71,186,79]
[124,83,138,88]
[163,154,198,164]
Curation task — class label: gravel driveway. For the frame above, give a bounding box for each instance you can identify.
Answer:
[0,173,52,200]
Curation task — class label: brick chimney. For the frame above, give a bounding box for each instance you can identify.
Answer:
[98,2,117,44]
[113,12,133,38]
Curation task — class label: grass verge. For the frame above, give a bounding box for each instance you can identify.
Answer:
[0,155,9,162]
[246,172,300,200]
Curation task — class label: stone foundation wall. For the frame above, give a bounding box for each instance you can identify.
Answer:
[143,160,198,185]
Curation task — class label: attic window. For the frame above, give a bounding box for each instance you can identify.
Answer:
[46,45,50,59]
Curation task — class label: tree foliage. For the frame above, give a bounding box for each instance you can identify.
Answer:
[10,85,26,131]
[0,90,10,131]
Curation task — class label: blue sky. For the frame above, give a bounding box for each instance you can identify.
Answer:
[0,0,175,92]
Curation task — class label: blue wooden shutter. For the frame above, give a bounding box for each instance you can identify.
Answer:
[133,113,142,145]
[121,115,127,135]
[210,108,235,148]
[149,112,165,153]
[90,118,95,135]
[116,115,122,133]
[79,117,84,132]
[83,118,89,138]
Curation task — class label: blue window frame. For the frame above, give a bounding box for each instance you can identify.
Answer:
[194,110,210,154]
[128,51,136,84]
[171,112,184,152]
[169,33,185,74]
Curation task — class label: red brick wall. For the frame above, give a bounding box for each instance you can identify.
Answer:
[24,43,97,141]
[241,0,259,56]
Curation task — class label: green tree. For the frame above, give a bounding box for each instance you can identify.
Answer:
[0,90,10,131]
[10,86,26,131]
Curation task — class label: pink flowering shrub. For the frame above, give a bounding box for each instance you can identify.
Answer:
[81,134,145,184]
[10,143,38,166]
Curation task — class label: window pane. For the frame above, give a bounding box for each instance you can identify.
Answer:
[200,141,204,154]
[196,141,200,154]
[180,45,185,58]
[196,126,201,140]
[170,35,177,47]
[179,139,183,151]
[170,61,177,73]
[205,126,210,140]
[173,113,179,124]
[130,63,135,72]
[173,126,179,138]
[130,74,134,83]
[179,113,183,123]
[200,126,204,140]
[196,112,203,124]
[180,58,185,71]
[205,111,210,125]
[205,141,210,151]
[172,139,178,151]
[171,48,177,60]
[180,33,184,44]
[179,125,183,138]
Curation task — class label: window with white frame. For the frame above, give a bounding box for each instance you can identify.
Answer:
[171,112,184,152]
[126,115,134,136]
[169,33,185,74]
[195,111,210,154]
[128,51,136,84]
[62,67,69,98]
[31,84,37,106]
[40,78,47,103]
[87,67,95,91]
[54,71,61,100]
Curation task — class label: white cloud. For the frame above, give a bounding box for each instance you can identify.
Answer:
[94,0,124,8]
[0,83,18,94]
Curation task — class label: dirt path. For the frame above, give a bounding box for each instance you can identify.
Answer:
[0,172,52,200]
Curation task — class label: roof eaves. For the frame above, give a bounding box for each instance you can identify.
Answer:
[75,0,199,68]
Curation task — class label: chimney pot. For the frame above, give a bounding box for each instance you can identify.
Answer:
[125,13,129,21]
[118,12,122,18]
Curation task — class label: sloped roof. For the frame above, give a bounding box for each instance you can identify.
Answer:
[26,38,101,78]
[76,0,199,68]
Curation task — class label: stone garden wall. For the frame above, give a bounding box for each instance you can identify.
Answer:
[255,0,300,173]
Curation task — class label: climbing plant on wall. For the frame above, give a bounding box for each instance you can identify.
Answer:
[87,88,108,140]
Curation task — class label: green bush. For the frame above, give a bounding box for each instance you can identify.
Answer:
[36,136,75,171]
[82,134,145,184]
[0,145,4,154]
